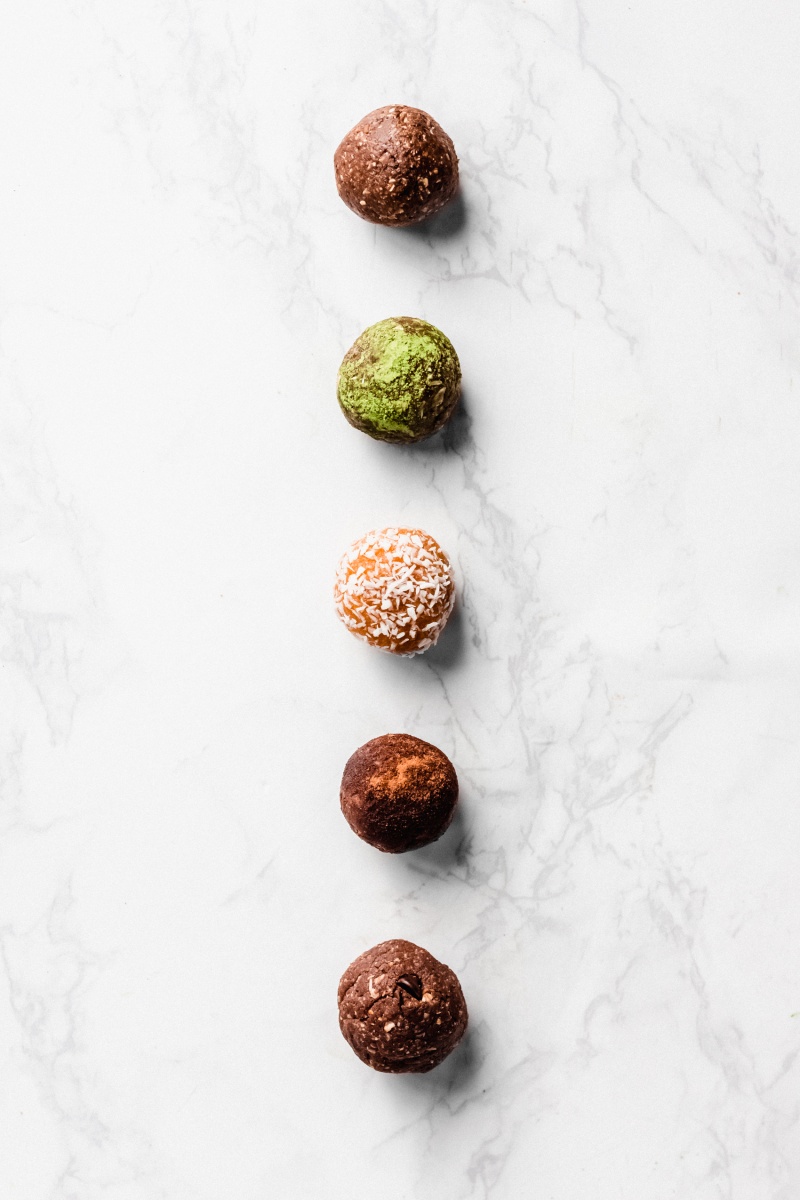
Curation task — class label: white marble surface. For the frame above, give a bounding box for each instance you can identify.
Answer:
[2,1,800,1196]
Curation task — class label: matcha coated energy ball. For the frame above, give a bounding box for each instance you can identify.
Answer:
[337,316,461,444]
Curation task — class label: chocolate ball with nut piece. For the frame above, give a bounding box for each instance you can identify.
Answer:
[340,733,459,853]
[338,939,468,1073]
[334,104,459,227]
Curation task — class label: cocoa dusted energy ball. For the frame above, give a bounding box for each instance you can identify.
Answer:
[333,527,455,655]
[337,316,461,444]
[338,939,468,1073]
[334,104,459,227]
[341,734,458,853]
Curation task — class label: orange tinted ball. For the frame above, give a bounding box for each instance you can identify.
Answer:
[334,527,455,656]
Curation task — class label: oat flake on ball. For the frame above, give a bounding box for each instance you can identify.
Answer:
[334,527,455,656]
[334,105,459,227]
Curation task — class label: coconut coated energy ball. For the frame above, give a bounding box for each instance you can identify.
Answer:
[333,527,455,655]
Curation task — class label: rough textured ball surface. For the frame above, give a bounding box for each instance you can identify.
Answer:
[337,316,461,444]
[334,105,459,227]
[341,734,458,853]
[338,939,468,1073]
[333,527,455,656]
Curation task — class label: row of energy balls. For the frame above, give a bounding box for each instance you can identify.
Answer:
[332,105,469,1075]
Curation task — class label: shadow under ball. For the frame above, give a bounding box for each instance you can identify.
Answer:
[334,104,459,227]
[340,733,458,853]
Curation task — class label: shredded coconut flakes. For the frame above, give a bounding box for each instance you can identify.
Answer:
[334,527,455,655]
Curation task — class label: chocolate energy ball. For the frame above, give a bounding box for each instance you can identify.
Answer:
[337,316,461,444]
[338,939,468,1073]
[333,527,455,656]
[334,104,459,227]
[341,734,458,853]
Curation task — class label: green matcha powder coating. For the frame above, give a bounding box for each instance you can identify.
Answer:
[337,317,461,443]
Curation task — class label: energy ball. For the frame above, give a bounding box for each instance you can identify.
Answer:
[333,527,455,656]
[337,316,461,444]
[334,104,459,227]
[341,734,458,853]
[338,939,468,1073]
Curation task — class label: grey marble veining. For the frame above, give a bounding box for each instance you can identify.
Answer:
[1,1,799,1196]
